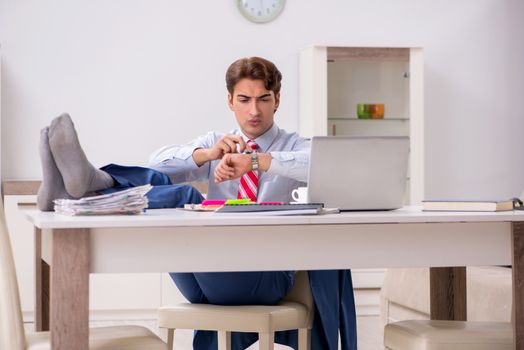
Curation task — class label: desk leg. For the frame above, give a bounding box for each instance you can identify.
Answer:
[512,222,524,350]
[34,227,50,331]
[429,267,467,321]
[51,228,90,350]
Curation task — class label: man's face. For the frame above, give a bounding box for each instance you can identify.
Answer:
[228,78,280,140]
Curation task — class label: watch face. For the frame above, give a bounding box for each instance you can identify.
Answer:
[237,0,286,23]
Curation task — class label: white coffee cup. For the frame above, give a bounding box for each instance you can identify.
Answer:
[291,187,308,203]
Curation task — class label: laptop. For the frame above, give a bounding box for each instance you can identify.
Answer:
[307,136,409,211]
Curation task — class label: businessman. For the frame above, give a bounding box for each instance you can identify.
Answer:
[38,57,357,350]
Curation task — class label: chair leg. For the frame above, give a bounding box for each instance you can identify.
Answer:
[298,328,311,350]
[258,332,275,350]
[218,331,231,350]
[167,328,174,350]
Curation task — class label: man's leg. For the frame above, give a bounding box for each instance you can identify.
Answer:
[41,113,203,210]
[168,273,208,303]
[48,113,114,198]
[169,271,295,305]
[142,185,203,209]
[37,127,73,211]
[98,166,204,208]
[193,271,295,305]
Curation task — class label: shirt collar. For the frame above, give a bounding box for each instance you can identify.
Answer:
[237,123,279,153]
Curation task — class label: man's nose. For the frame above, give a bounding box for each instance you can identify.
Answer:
[248,100,260,116]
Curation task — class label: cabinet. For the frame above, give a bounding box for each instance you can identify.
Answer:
[299,46,424,315]
[299,46,424,205]
[0,47,2,182]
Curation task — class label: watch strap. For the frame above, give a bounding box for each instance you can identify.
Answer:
[250,150,259,171]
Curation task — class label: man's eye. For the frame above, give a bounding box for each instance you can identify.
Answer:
[239,99,249,103]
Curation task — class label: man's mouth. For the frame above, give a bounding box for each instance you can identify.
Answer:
[248,119,261,126]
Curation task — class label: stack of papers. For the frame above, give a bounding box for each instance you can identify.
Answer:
[54,185,152,216]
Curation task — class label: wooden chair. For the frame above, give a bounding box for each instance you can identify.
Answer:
[158,271,314,350]
[0,198,169,350]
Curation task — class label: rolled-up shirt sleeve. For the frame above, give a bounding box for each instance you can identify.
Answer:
[268,151,309,182]
[147,132,220,183]
[267,137,310,182]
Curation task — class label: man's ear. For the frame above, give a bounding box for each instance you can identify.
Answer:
[274,92,280,111]
[227,93,234,111]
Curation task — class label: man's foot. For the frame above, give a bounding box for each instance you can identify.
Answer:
[37,127,73,211]
[48,113,114,198]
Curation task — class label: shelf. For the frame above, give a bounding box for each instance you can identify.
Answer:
[329,117,409,121]
[328,118,409,137]
[299,45,424,204]
[327,47,410,62]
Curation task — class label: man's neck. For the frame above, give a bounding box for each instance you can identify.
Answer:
[241,124,274,141]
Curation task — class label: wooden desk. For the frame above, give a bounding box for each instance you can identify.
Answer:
[23,206,524,350]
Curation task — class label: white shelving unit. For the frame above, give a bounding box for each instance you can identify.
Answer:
[0,46,2,188]
[299,46,424,315]
[299,46,424,205]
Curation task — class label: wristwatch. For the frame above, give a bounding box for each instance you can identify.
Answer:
[250,150,259,171]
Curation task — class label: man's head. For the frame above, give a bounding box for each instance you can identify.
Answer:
[226,57,282,140]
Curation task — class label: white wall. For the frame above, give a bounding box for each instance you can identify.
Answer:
[1,0,523,199]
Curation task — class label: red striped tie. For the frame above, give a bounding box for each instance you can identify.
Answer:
[237,140,259,202]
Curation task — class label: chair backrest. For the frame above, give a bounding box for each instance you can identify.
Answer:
[0,198,26,350]
[282,271,315,326]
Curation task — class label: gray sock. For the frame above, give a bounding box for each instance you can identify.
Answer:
[37,127,73,211]
[48,113,114,198]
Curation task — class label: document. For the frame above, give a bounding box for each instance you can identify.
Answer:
[54,184,152,216]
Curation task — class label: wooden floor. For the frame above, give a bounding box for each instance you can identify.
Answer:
[25,315,384,349]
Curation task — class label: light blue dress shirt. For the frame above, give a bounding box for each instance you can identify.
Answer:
[148,123,310,202]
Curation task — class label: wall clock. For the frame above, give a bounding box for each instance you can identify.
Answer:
[237,0,286,23]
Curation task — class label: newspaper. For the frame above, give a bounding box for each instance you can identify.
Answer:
[54,184,152,216]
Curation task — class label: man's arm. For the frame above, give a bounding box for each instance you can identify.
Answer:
[147,132,219,182]
[214,138,311,183]
[148,132,254,183]
[192,135,251,167]
[266,150,309,182]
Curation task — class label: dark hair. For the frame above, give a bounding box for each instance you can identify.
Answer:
[225,57,282,95]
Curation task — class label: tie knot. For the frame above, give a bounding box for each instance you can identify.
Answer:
[247,140,258,150]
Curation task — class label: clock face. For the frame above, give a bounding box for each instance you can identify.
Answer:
[237,0,286,23]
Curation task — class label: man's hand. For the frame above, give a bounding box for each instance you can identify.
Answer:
[214,152,272,183]
[192,135,252,166]
[214,153,251,183]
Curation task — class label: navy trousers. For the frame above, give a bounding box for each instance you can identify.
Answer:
[99,164,204,208]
